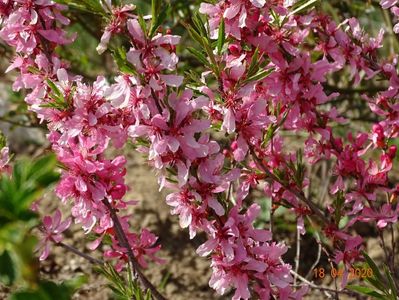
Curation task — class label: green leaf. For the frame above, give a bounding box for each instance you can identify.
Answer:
[383,265,398,299]
[362,252,385,284]
[138,14,148,38]
[150,0,161,35]
[46,79,62,98]
[366,277,387,293]
[159,271,171,291]
[185,24,219,75]
[289,0,319,16]
[11,278,85,300]
[347,285,386,299]
[191,13,208,39]
[111,47,138,75]
[0,154,59,221]
[149,2,169,38]
[242,68,275,84]
[151,0,161,17]
[145,289,152,300]
[247,47,261,78]
[217,19,225,55]
[187,47,210,67]
[42,80,69,110]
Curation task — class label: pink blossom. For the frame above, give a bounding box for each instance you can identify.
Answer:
[359,204,398,228]
[126,19,182,89]
[380,0,397,9]
[96,3,136,54]
[38,210,71,261]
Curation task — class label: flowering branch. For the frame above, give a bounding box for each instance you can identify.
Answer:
[102,199,166,300]
[249,147,328,223]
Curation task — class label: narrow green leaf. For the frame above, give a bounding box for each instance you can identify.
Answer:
[187,47,210,66]
[145,289,152,300]
[242,68,275,84]
[192,13,208,39]
[383,265,397,299]
[247,47,260,78]
[185,24,219,75]
[347,285,386,299]
[366,277,387,293]
[46,79,62,98]
[289,0,319,16]
[150,0,167,38]
[111,48,138,75]
[362,252,385,283]
[151,0,161,20]
[217,19,225,55]
[138,14,148,39]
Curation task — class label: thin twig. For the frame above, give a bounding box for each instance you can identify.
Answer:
[290,269,359,297]
[269,200,274,238]
[305,242,322,280]
[58,242,104,265]
[294,225,301,286]
[102,199,167,300]
[390,224,396,276]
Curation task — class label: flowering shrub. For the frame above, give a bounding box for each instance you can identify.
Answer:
[0,0,398,299]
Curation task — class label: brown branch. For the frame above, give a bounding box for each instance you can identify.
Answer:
[102,199,167,300]
[58,242,104,265]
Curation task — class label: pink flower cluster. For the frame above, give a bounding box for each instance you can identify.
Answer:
[0,0,162,270]
[1,0,399,299]
[193,0,398,294]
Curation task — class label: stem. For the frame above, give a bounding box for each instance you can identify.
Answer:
[102,199,167,300]
[289,269,358,296]
[390,224,396,276]
[294,224,301,286]
[270,200,274,238]
[305,243,322,280]
[58,242,104,265]
[378,228,399,291]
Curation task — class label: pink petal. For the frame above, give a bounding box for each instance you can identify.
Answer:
[39,243,50,261]
[222,108,236,134]
[160,74,183,87]
[208,198,225,216]
[196,238,218,256]
[127,19,145,44]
